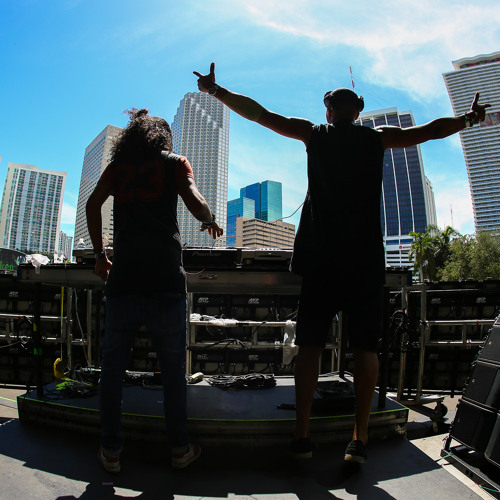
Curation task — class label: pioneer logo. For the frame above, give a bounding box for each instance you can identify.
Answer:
[248,298,260,305]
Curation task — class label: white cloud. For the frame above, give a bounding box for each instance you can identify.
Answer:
[433,180,475,234]
[224,1,500,101]
[61,202,76,226]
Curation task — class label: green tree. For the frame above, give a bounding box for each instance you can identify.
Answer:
[438,234,474,281]
[409,225,458,281]
[439,231,500,280]
[409,230,433,282]
[431,225,457,270]
[470,231,500,279]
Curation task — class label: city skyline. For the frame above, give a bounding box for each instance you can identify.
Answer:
[227,180,284,247]
[1,2,499,240]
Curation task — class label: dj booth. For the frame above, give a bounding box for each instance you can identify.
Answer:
[4,247,496,402]
[4,247,411,445]
[10,248,410,391]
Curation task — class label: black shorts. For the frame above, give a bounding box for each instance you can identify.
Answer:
[295,275,384,353]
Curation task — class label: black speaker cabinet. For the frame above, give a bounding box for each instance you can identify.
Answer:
[478,317,500,364]
[463,360,500,410]
[485,415,500,468]
[450,399,497,453]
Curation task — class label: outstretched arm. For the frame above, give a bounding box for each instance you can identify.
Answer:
[378,92,491,150]
[193,62,313,146]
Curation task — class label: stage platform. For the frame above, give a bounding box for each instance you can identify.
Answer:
[17,373,408,446]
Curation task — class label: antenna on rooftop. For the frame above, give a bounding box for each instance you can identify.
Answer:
[450,203,454,228]
[350,66,355,92]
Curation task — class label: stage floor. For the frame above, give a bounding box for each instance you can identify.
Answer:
[1,383,491,499]
[17,373,408,446]
[0,416,487,500]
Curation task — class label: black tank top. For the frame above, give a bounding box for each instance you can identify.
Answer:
[104,151,186,296]
[291,123,385,285]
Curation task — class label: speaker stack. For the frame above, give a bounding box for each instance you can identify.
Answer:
[449,314,500,468]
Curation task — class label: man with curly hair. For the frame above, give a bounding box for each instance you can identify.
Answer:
[86,108,223,472]
[193,63,489,463]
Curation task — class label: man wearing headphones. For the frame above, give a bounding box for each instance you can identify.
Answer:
[193,63,489,463]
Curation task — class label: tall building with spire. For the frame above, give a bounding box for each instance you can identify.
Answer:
[0,163,66,253]
[443,52,500,232]
[172,92,230,247]
[74,125,121,249]
[357,108,437,267]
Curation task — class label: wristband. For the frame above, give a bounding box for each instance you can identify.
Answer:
[94,249,107,260]
[208,83,220,96]
[202,214,216,227]
[464,112,476,128]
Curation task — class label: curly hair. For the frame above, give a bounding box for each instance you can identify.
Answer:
[110,108,173,163]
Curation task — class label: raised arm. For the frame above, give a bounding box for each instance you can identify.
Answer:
[378,92,491,150]
[193,63,313,146]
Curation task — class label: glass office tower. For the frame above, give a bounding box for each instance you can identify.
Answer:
[226,197,255,247]
[358,108,437,267]
[240,180,282,222]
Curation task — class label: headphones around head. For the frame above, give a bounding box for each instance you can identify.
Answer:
[323,89,364,112]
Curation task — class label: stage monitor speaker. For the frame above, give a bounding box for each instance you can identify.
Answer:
[450,399,497,453]
[463,360,500,410]
[478,316,500,364]
[485,415,500,468]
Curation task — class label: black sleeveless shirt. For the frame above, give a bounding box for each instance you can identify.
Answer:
[291,123,385,286]
[103,151,186,296]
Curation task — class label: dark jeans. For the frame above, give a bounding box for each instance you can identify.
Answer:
[100,292,188,455]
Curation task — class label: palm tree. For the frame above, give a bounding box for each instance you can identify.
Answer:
[409,230,433,282]
[428,225,458,280]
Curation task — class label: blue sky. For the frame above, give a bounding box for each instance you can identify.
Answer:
[1,0,499,238]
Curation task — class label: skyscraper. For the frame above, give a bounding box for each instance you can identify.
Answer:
[226,197,255,247]
[443,52,500,232]
[74,125,121,249]
[172,92,230,247]
[0,163,66,253]
[240,180,282,221]
[58,231,73,260]
[357,108,437,267]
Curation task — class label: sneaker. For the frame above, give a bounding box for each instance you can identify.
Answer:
[98,447,121,473]
[171,443,201,469]
[344,439,367,463]
[291,437,313,459]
